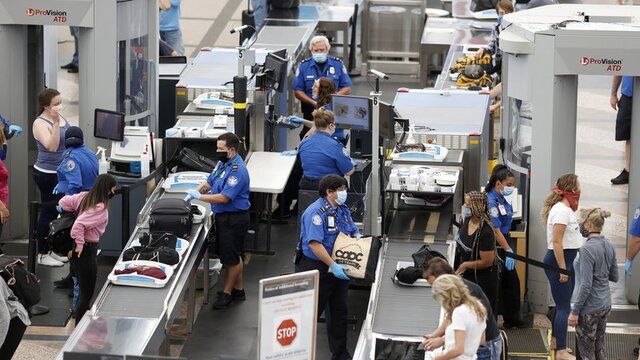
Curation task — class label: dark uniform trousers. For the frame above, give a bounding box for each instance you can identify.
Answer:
[497,233,522,325]
[296,255,350,360]
[298,176,320,191]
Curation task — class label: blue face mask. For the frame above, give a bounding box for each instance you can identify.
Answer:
[461,205,472,219]
[336,190,348,205]
[312,53,328,64]
[502,186,514,196]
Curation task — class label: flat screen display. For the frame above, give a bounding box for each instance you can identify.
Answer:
[333,95,371,131]
[94,108,125,141]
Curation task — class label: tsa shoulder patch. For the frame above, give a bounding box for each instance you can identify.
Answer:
[227,176,239,187]
[66,159,76,171]
[312,214,323,226]
[490,207,499,218]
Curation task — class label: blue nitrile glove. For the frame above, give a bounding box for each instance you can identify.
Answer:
[184,189,201,202]
[52,184,61,195]
[282,150,298,156]
[354,232,363,240]
[165,127,180,137]
[626,259,633,277]
[505,248,515,271]
[8,125,22,136]
[283,115,304,128]
[56,205,62,213]
[330,263,350,280]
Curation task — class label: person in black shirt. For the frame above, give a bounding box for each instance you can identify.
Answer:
[423,257,503,360]
[454,191,498,313]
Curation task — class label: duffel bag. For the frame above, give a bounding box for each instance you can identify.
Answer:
[122,246,180,266]
[0,255,41,308]
[149,198,193,238]
[48,211,76,256]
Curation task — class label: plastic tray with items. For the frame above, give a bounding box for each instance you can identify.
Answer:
[108,260,174,288]
[122,232,190,269]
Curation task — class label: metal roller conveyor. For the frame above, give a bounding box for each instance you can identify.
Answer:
[56,179,212,358]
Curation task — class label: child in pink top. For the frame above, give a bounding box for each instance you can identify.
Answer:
[58,174,116,325]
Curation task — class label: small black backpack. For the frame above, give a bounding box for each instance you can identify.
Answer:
[0,255,41,309]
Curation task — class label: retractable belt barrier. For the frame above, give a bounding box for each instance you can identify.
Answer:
[503,251,574,276]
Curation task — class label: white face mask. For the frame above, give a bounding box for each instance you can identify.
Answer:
[51,104,63,113]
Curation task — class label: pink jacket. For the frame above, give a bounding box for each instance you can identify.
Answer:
[59,192,109,249]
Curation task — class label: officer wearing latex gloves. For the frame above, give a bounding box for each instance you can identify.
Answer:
[184,133,250,310]
[0,114,23,140]
[292,35,351,136]
[51,126,99,313]
[296,174,359,360]
[626,205,640,277]
[53,127,99,196]
[485,164,527,329]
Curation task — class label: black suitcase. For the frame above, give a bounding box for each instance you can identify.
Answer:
[149,198,194,239]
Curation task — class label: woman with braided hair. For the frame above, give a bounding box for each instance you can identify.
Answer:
[454,191,499,314]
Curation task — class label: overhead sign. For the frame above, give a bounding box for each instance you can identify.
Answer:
[258,271,318,360]
[0,0,94,27]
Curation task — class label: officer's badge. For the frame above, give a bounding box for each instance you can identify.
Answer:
[312,214,323,226]
[66,160,76,171]
[228,176,238,187]
[329,66,335,75]
[490,207,499,218]
[635,208,640,220]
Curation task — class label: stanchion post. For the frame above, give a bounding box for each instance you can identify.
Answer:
[121,185,130,250]
[27,201,39,273]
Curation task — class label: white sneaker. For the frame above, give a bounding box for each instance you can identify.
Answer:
[37,254,64,267]
[49,252,69,263]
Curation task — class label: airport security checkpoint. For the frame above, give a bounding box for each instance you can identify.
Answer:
[0,0,639,359]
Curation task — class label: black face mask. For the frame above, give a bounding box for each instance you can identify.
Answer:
[216,151,229,163]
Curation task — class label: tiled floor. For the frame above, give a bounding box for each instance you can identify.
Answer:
[12,1,640,360]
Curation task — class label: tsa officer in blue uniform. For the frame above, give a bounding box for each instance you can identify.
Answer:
[486,164,526,328]
[296,174,361,360]
[298,108,354,190]
[625,205,640,277]
[53,127,99,196]
[293,35,352,137]
[185,132,251,310]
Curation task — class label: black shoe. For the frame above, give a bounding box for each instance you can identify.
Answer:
[213,292,232,309]
[54,275,73,289]
[611,169,629,185]
[67,66,79,73]
[67,288,74,298]
[217,288,246,301]
[634,346,639,356]
[60,62,75,70]
[503,319,528,329]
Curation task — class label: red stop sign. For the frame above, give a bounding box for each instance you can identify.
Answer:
[276,319,298,347]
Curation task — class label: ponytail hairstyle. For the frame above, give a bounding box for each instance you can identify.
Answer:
[316,77,336,108]
[78,174,117,214]
[486,164,514,192]
[578,207,611,233]
[540,173,579,225]
[432,274,487,322]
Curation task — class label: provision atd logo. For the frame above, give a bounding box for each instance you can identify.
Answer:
[26,8,67,22]
[580,57,622,71]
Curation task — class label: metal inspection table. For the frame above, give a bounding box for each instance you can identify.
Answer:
[420,17,493,85]
[57,181,212,358]
[245,151,297,255]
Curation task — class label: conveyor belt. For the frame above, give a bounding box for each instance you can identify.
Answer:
[57,181,212,357]
[387,200,453,242]
[372,241,450,337]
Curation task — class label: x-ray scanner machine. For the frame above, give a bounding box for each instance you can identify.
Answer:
[499,4,640,308]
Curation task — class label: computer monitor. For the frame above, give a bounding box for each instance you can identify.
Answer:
[94,108,125,141]
[332,95,371,131]
[264,52,288,93]
[379,100,398,139]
